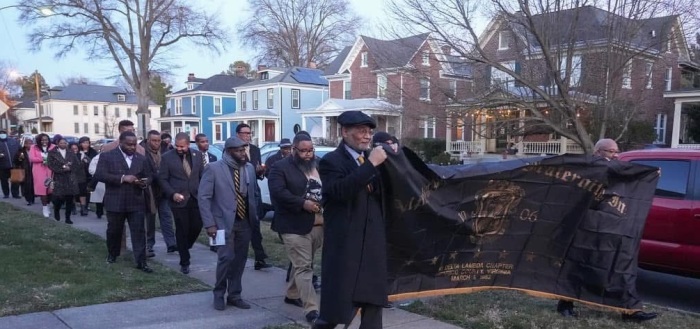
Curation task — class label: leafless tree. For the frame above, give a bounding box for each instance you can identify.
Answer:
[239,0,361,67]
[386,0,698,153]
[17,0,228,137]
[103,114,119,138]
[59,75,95,87]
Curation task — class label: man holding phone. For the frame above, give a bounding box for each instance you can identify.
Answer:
[159,132,204,274]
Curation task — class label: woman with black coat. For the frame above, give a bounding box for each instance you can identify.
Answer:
[14,137,34,205]
[75,137,97,215]
[47,137,80,224]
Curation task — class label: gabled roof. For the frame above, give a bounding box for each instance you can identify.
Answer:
[238,67,328,88]
[40,84,155,104]
[362,33,431,69]
[172,74,252,95]
[509,6,678,53]
[324,46,352,75]
[11,99,36,109]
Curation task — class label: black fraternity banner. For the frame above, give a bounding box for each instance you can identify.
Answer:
[382,148,659,312]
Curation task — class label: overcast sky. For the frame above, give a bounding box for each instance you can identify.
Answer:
[0,0,388,89]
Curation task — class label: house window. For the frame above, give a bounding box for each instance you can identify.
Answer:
[84,123,89,134]
[449,80,457,102]
[175,99,182,114]
[82,105,88,116]
[646,62,653,89]
[73,105,78,115]
[291,89,300,109]
[420,117,436,138]
[117,94,126,102]
[361,52,368,67]
[654,113,666,144]
[192,96,197,114]
[187,83,194,90]
[667,34,673,53]
[115,107,120,117]
[377,74,387,98]
[240,92,246,111]
[94,123,100,134]
[491,61,516,86]
[267,88,274,109]
[127,108,132,117]
[93,106,99,116]
[215,97,222,114]
[214,123,223,141]
[498,31,510,50]
[344,80,352,99]
[421,50,430,66]
[260,72,269,80]
[420,78,430,100]
[665,67,672,91]
[74,122,79,134]
[622,62,632,89]
[560,55,582,87]
[252,90,259,110]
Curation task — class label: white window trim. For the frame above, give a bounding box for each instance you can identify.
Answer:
[420,78,431,101]
[252,90,259,110]
[622,62,632,89]
[560,55,582,87]
[115,107,120,117]
[377,74,387,99]
[214,122,223,142]
[498,31,509,50]
[361,52,368,68]
[291,89,301,109]
[84,123,89,134]
[74,122,79,134]
[93,106,99,116]
[665,67,672,91]
[73,105,78,115]
[94,123,100,134]
[192,96,197,114]
[175,99,182,115]
[421,117,436,138]
[421,51,430,66]
[449,80,457,102]
[117,94,126,102]
[645,62,653,89]
[267,88,274,109]
[127,108,132,118]
[343,79,352,100]
[654,113,666,144]
[214,97,222,114]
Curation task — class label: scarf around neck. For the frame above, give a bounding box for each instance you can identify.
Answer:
[222,152,248,196]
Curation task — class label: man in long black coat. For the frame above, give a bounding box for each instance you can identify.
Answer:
[314,111,388,329]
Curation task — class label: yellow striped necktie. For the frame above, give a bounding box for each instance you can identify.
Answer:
[234,168,246,220]
[357,155,373,192]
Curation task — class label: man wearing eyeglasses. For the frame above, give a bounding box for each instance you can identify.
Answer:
[235,123,272,270]
[313,110,388,329]
[556,138,657,322]
[269,132,324,324]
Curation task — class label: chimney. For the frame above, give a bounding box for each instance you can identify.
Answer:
[187,73,195,81]
[442,45,451,55]
[257,65,267,72]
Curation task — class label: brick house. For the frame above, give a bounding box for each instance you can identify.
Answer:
[307,33,471,141]
[447,5,691,155]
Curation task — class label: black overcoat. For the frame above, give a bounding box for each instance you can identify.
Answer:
[318,141,387,324]
[47,149,80,197]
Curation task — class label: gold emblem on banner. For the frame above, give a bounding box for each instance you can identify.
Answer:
[470,180,525,243]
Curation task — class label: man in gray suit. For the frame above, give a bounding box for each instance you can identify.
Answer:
[199,136,260,311]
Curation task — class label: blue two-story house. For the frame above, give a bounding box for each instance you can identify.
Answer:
[158,73,250,141]
[210,67,328,145]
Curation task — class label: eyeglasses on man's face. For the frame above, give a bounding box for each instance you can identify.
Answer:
[294,147,315,154]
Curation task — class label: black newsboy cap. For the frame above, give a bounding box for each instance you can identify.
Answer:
[337,110,376,129]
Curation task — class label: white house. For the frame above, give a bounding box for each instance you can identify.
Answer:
[25,84,161,139]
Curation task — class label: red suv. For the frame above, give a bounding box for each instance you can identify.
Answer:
[618,149,700,277]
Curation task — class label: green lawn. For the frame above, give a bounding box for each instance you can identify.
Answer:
[0,203,209,317]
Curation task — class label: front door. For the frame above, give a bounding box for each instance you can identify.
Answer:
[265,121,275,142]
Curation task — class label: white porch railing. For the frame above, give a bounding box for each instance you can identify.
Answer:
[449,140,486,155]
[676,144,700,149]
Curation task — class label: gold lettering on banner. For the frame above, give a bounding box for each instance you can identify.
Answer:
[519,208,539,222]
[437,262,514,282]
[520,165,628,216]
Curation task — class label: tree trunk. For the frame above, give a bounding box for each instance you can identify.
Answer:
[136,75,151,138]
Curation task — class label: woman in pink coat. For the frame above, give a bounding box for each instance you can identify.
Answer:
[29,133,55,218]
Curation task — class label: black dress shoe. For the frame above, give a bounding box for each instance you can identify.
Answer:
[254,260,272,270]
[284,297,303,307]
[3,195,9,199]
[180,265,190,274]
[65,219,73,224]
[305,310,319,323]
[13,196,21,199]
[147,250,155,258]
[622,311,658,322]
[213,297,225,311]
[136,263,154,273]
[556,300,578,317]
[106,255,117,263]
[167,246,177,253]
[226,298,251,309]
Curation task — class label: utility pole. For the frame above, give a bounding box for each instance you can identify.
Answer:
[34,70,42,133]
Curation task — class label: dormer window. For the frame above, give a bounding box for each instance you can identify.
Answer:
[260,72,269,80]
[361,52,368,68]
[117,94,126,102]
[187,83,194,90]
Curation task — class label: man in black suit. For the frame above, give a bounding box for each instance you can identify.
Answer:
[94,131,153,273]
[236,123,271,270]
[159,132,204,274]
[313,111,388,329]
[195,133,218,166]
[269,133,324,323]
[143,130,177,256]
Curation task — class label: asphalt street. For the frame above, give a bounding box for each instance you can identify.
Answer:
[637,268,700,313]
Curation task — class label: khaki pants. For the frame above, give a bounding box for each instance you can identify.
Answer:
[282,226,324,314]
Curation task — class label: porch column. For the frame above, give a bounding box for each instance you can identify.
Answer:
[671,101,682,148]
[301,115,307,131]
[276,119,281,141]
[181,120,185,133]
[258,118,264,144]
[445,114,452,154]
[560,136,568,154]
[321,115,327,139]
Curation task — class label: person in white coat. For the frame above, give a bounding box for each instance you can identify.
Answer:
[88,154,105,219]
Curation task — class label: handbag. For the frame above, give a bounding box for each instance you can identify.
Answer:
[10,168,25,183]
[44,176,54,194]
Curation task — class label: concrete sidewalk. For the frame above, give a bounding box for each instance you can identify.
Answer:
[0,197,460,329]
